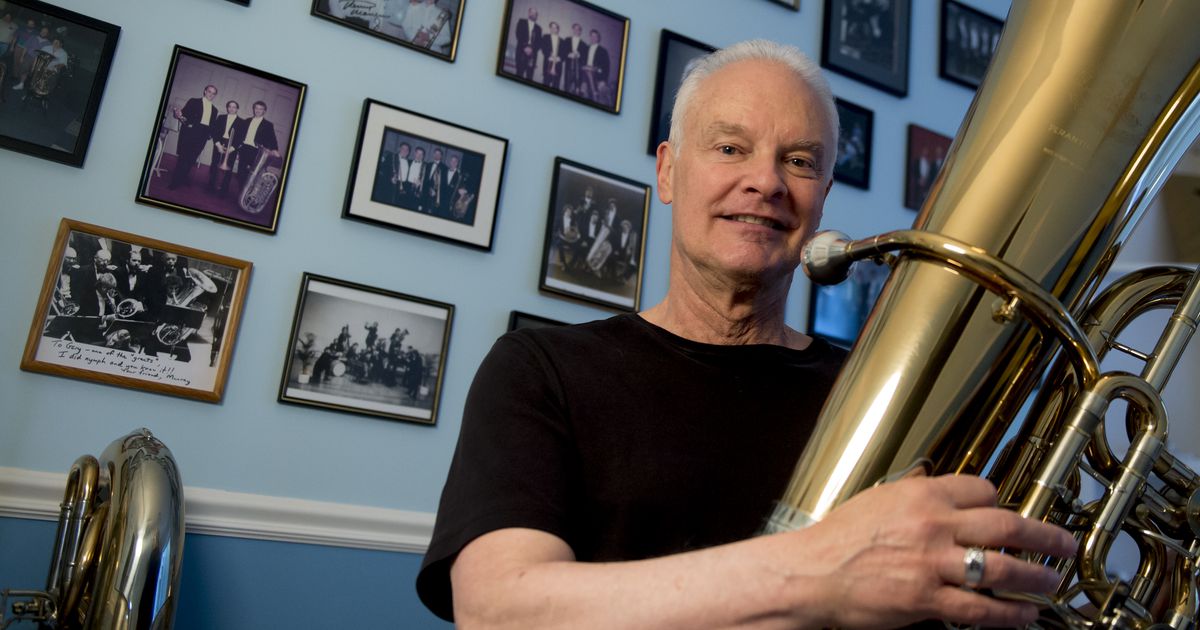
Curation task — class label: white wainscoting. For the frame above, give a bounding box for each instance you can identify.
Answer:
[0,467,434,553]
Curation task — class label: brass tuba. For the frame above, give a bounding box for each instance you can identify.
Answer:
[238,146,280,215]
[767,1,1200,626]
[1,429,185,629]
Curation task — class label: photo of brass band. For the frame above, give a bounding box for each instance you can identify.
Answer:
[311,0,465,62]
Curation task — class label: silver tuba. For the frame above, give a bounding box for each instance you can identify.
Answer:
[238,146,280,215]
[1,429,186,629]
[766,1,1200,627]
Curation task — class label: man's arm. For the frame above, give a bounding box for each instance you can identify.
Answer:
[451,474,1075,630]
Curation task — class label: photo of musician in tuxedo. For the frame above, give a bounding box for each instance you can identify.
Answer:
[369,128,487,227]
[137,48,304,233]
[497,0,628,114]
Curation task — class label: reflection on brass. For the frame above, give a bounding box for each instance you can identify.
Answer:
[767,0,1200,626]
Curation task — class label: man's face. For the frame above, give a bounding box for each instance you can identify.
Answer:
[528,8,537,21]
[550,23,559,35]
[572,24,582,36]
[203,86,217,100]
[655,59,834,285]
[399,144,410,158]
[414,148,425,161]
[253,103,266,117]
[449,155,459,169]
[94,251,111,269]
[165,254,177,268]
[129,252,142,267]
[226,101,239,115]
[589,32,599,45]
[432,149,442,163]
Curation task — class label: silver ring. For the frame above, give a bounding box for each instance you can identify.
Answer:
[963,546,986,588]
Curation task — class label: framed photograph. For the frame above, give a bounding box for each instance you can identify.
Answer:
[507,310,566,331]
[939,0,1003,90]
[495,0,629,114]
[833,97,872,190]
[904,123,952,211]
[766,0,801,10]
[136,45,306,234]
[21,218,252,402]
[279,273,454,425]
[310,0,465,63]
[539,157,650,312]
[342,98,509,251]
[0,1,119,167]
[646,29,714,155]
[808,261,889,348]
[820,0,910,97]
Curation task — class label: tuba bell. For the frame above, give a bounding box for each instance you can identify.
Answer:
[238,146,280,215]
[766,1,1200,627]
[1,429,185,629]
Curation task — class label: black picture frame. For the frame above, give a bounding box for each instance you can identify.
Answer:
[342,98,509,251]
[939,0,1004,90]
[766,0,801,10]
[310,0,466,63]
[507,310,567,331]
[646,29,714,156]
[279,272,454,425]
[904,123,952,211]
[21,218,253,403]
[0,1,120,167]
[223,0,251,6]
[135,46,306,234]
[820,0,910,97]
[807,260,889,349]
[539,157,650,312]
[495,0,629,114]
[833,97,872,190]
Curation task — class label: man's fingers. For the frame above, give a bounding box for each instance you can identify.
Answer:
[952,508,1077,557]
[925,473,999,508]
[929,585,1042,627]
[936,547,1062,593]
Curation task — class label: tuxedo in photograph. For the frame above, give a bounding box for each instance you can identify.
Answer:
[376,150,397,204]
[210,114,247,193]
[170,97,219,189]
[407,159,427,206]
[394,155,416,207]
[114,264,157,319]
[582,42,611,101]
[233,116,279,186]
[514,17,541,80]
[423,160,445,213]
[564,34,587,95]
[540,31,564,89]
[441,167,464,216]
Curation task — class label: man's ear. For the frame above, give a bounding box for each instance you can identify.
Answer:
[655,141,673,204]
[824,176,834,199]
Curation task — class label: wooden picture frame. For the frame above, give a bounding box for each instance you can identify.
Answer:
[904,123,952,211]
[646,29,714,155]
[135,45,306,234]
[279,272,454,425]
[310,0,465,63]
[0,0,120,167]
[342,98,509,251]
[538,157,650,312]
[833,97,873,190]
[939,0,1004,90]
[820,0,910,97]
[495,0,629,114]
[21,218,252,403]
[807,260,889,349]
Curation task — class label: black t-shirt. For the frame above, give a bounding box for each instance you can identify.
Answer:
[417,314,847,621]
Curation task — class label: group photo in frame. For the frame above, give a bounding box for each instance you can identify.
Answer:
[279,273,454,425]
[904,123,952,211]
[939,0,1004,90]
[310,0,465,62]
[495,0,629,114]
[0,0,119,167]
[21,218,252,403]
[343,98,509,251]
[808,260,889,349]
[832,97,873,190]
[646,29,714,155]
[136,46,306,234]
[820,0,910,97]
[539,157,650,312]
[507,310,566,332]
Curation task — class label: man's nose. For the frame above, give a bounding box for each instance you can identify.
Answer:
[743,152,787,200]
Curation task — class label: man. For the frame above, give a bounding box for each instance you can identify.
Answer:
[11,21,47,90]
[209,100,244,194]
[392,142,413,206]
[563,22,586,96]
[423,147,445,213]
[113,249,155,319]
[441,153,463,216]
[407,146,426,204]
[233,100,279,194]
[540,21,564,89]
[0,14,17,58]
[168,84,219,189]
[580,28,611,104]
[418,40,1074,628]
[513,7,541,81]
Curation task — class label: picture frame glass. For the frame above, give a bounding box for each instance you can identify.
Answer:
[646,30,714,155]
[940,0,1004,89]
[904,124,952,211]
[821,0,910,96]
[809,261,889,348]
[833,98,872,190]
[310,0,465,62]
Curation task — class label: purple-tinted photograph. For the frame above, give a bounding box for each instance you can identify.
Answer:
[136,46,306,234]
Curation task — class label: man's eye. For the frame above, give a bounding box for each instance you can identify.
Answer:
[717,145,738,155]
[788,157,815,169]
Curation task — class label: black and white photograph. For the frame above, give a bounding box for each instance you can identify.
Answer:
[343,98,508,250]
[646,29,714,155]
[808,260,889,348]
[820,0,910,97]
[539,157,650,312]
[311,0,465,62]
[0,0,119,167]
[507,310,566,331]
[904,123,952,211]
[833,97,872,190]
[495,0,629,114]
[21,218,252,403]
[136,46,306,234]
[279,273,453,425]
[939,0,1003,90]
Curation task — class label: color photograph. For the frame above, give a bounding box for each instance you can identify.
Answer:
[311,0,465,62]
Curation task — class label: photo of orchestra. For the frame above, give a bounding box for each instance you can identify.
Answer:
[312,0,464,61]
[539,158,649,312]
[497,0,628,113]
[369,128,484,227]
[939,0,1003,89]
[280,274,453,424]
[33,226,244,393]
[138,47,304,233]
[904,123,951,211]
[0,1,117,165]
[822,0,909,96]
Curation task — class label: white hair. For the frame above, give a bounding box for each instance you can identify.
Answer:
[668,39,839,163]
